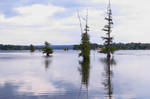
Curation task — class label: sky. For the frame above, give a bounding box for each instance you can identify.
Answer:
[0,0,149,45]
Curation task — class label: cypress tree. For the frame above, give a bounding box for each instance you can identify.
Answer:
[42,41,53,57]
[30,44,35,52]
[79,10,90,61]
[100,0,116,57]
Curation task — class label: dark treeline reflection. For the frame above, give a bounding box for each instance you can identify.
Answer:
[78,57,91,99]
[44,57,52,71]
[100,53,116,99]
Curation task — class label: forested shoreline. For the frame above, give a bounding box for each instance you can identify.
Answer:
[74,43,150,50]
[0,43,150,50]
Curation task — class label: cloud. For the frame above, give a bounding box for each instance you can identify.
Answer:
[0,4,77,45]
[2,4,65,26]
[0,2,106,45]
[0,0,150,44]
[88,0,150,43]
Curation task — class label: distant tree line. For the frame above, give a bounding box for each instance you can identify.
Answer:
[0,44,30,50]
[73,43,150,50]
[74,43,100,50]
[0,44,40,50]
[0,43,150,50]
[111,43,150,50]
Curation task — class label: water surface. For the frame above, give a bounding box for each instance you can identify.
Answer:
[0,50,150,99]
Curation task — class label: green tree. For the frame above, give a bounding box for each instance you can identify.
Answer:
[30,44,35,52]
[100,0,116,57]
[78,10,91,61]
[79,30,90,60]
[42,41,53,57]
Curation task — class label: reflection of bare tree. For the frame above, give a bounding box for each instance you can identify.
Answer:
[100,54,116,99]
[77,58,90,99]
[44,57,52,71]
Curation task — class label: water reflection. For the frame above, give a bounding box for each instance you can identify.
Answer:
[2,50,150,98]
[44,57,52,71]
[100,54,116,99]
[78,58,90,99]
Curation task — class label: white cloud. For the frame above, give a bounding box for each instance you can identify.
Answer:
[0,4,64,25]
[0,3,106,45]
[0,3,79,45]
[88,0,150,43]
[0,0,150,44]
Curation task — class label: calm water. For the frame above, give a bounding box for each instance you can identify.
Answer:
[0,50,150,99]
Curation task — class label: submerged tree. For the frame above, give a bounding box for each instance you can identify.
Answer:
[78,10,91,60]
[30,44,35,52]
[100,0,116,57]
[42,41,53,57]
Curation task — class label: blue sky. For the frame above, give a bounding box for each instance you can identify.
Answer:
[0,0,149,45]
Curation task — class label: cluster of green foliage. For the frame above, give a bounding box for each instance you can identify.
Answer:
[42,41,53,57]
[30,44,35,52]
[100,47,117,54]
[79,24,91,60]
[29,42,53,57]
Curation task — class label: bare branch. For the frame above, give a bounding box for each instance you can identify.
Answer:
[77,10,83,34]
[86,9,88,27]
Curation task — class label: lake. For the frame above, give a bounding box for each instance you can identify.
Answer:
[0,50,150,99]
